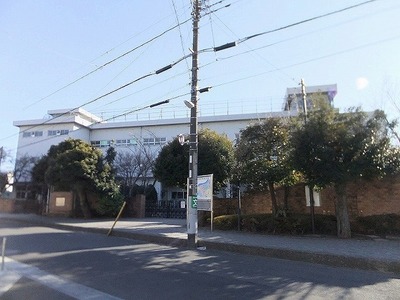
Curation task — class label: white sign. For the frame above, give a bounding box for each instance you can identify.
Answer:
[197,174,213,212]
[305,186,321,207]
[55,197,65,207]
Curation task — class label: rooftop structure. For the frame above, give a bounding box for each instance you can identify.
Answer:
[283,84,337,112]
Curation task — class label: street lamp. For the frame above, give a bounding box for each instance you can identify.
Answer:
[184,100,195,109]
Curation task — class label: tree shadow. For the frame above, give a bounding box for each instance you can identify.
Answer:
[1,221,400,299]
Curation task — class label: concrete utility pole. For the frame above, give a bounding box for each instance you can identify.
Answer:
[301,78,307,123]
[0,147,3,171]
[301,78,315,234]
[187,0,200,248]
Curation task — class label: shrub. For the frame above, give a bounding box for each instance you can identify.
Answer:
[352,214,400,236]
[94,193,124,217]
[213,213,400,236]
[213,215,238,230]
[213,213,337,235]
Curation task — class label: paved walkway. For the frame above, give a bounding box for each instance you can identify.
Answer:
[1,213,400,274]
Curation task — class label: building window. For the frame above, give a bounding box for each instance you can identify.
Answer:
[114,138,137,146]
[91,140,110,148]
[100,140,109,147]
[91,137,165,148]
[48,129,69,136]
[22,131,43,138]
[171,191,187,200]
[143,137,166,145]
[91,141,100,147]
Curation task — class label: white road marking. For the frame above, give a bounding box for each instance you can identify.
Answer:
[0,270,22,296]
[0,257,122,300]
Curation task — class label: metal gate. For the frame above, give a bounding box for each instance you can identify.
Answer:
[145,200,186,219]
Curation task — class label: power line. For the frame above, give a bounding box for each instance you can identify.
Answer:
[5,51,193,145]
[91,69,191,111]
[207,33,400,92]
[214,3,399,63]
[209,0,378,52]
[209,6,297,84]
[23,16,193,110]
[14,94,188,152]
[11,29,399,151]
[7,0,381,152]
[22,1,231,111]
[171,0,191,75]
[239,0,378,45]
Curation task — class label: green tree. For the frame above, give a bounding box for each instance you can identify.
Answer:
[34,139,122,218]
[235,118,296,214]
[291,105,400,238]
[198,129,235,190]
[153,129,235,191]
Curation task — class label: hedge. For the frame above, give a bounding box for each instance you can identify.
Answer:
[212,213,400,237]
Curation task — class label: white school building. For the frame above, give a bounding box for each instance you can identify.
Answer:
[13,84,337,201]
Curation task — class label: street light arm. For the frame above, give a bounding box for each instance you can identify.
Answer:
[149,100,170,108]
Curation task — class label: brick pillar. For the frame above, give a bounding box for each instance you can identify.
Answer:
[133,194,146,218]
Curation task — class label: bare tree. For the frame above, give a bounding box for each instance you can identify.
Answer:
[0,146,11,170]
[139,146,158,186]
[14,154,39,183]
[114,146,157,197]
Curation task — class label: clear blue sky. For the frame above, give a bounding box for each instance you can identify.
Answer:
[1,0,400,171]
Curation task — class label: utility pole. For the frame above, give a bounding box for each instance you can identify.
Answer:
[301,79,315,234]
[301,78,307,123]
[0,147,3,171]
[187,0,200,248]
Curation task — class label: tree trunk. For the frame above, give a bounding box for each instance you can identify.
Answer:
[77,188,91,219]
[334,183,351,239]
[283,185,290,212]
[268,182,278,215]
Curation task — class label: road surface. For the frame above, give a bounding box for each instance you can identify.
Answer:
[1,220,399,299]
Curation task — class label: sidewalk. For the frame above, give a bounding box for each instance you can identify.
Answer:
[1,213,400,274]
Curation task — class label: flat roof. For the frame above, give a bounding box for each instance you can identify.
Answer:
[89,111,295,130]
[286,84,337,96]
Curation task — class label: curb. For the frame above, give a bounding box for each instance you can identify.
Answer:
[2,217,400,274]
[198,240,400,274]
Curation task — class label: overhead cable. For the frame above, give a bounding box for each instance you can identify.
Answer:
[24,17,193,110]
[212,0,378,52]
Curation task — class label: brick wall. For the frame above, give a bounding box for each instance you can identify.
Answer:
[0,198,16,213]
[48,191,73,216]
[214,175,400,218]
[0,198,32,213]
[320,176,400,217]
[132,194,146,218]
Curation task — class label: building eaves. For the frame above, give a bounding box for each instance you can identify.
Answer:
[89,111,294,130]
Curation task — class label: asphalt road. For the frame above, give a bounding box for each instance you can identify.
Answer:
[1,220,400,300]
